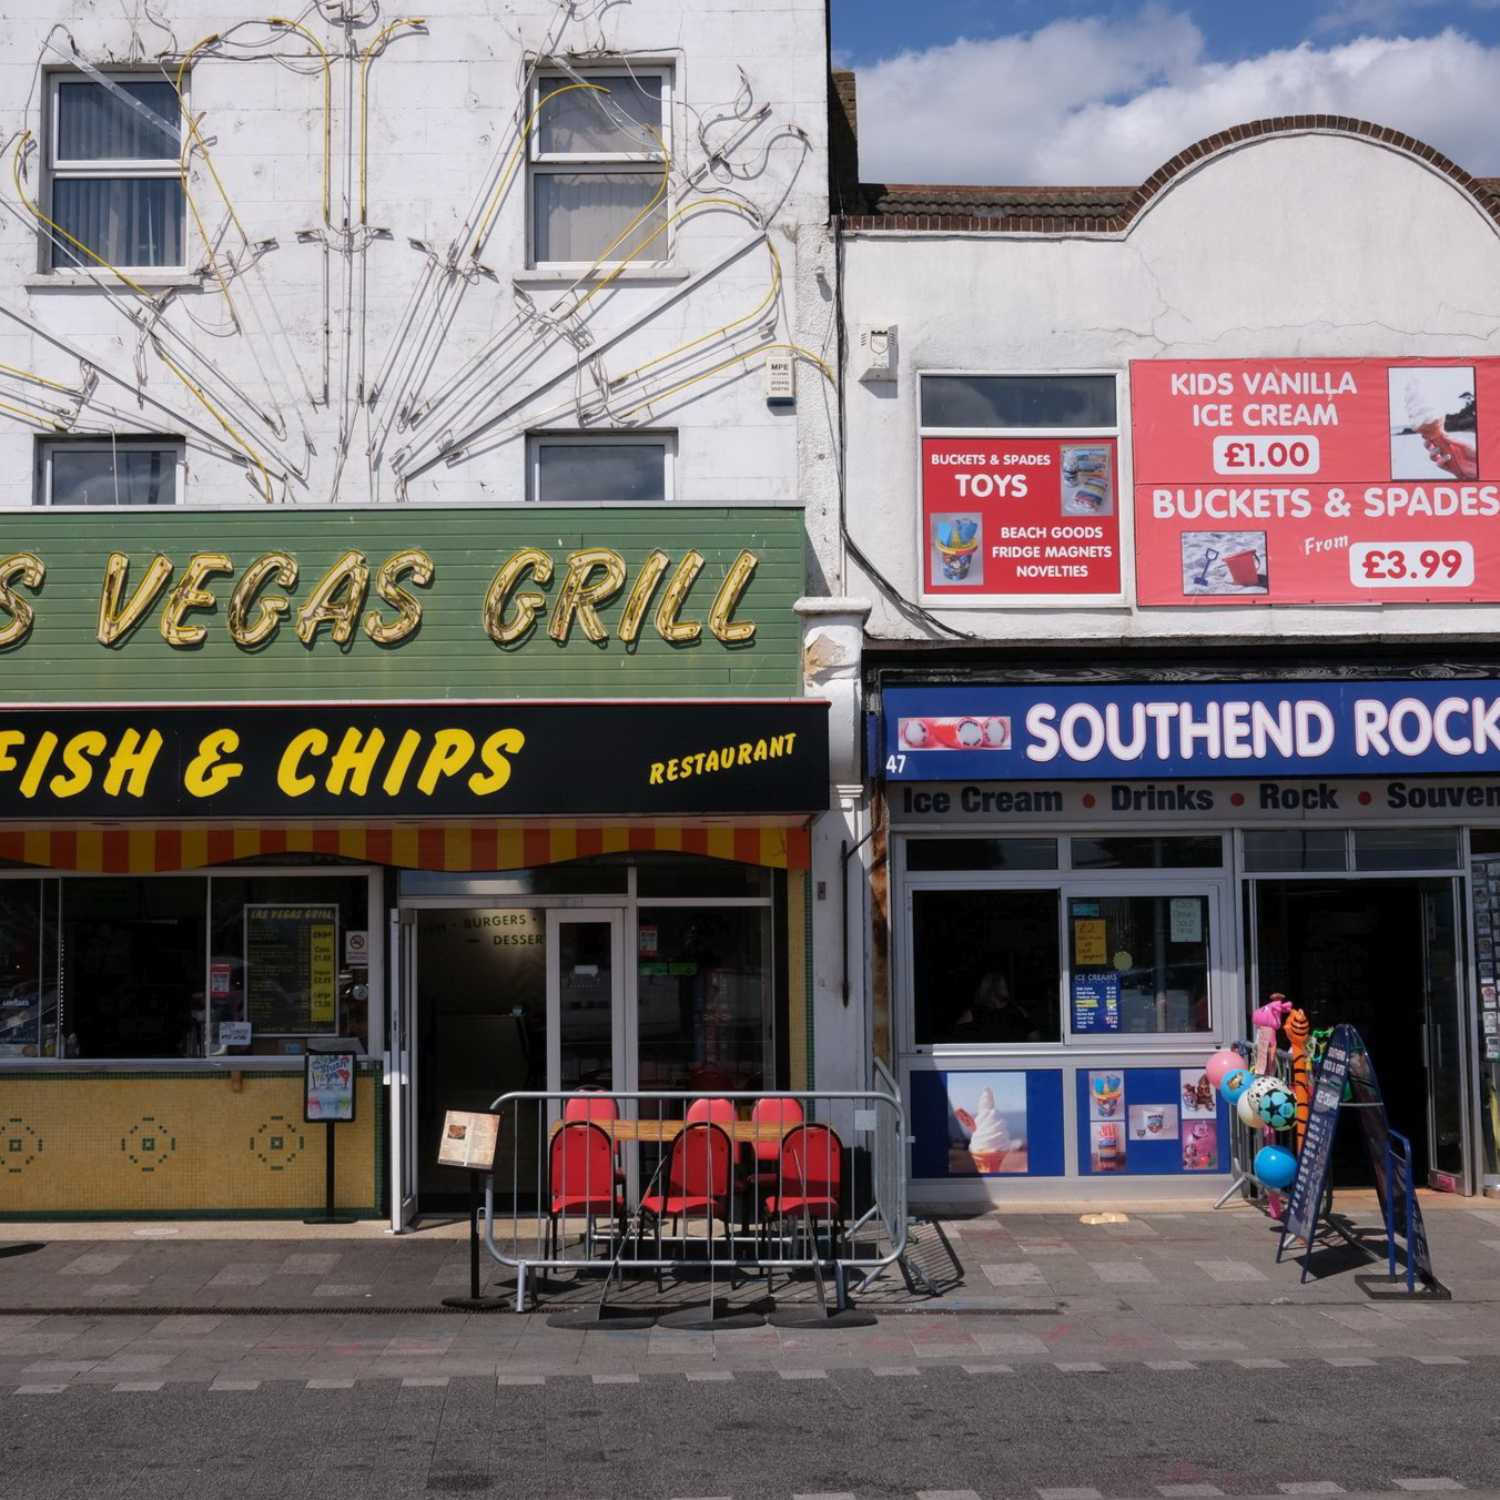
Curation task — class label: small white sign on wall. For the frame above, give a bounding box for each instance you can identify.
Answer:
[1169,898,1203,945]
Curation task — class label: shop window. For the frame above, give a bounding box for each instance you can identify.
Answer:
[62,878,206,1058]
[637,905,773,1089]
[530,69,670,266]
[209,876,371,1056]
[911,889,1061,1046]
[47,73,184,269]
[920,374,1116,430]
[0,880,56,1058]
[37,436,182,505]
[1068,894,1211,1035]
[529,433,670,502]
[1243,829,1348,872]
[906,838,1058,873]
[1069,835,1223,870]
[1353,827,1460,872]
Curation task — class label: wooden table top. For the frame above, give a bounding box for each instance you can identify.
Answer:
[550,1117,793,1145]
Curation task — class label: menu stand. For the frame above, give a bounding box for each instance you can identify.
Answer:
[303,1048,357,1226]
[438,1111,507,1311]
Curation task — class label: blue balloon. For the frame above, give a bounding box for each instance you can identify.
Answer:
[1254,1144,1298,1190]
[1219,1067,1253,1105]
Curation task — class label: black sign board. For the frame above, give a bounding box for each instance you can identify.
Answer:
[246,904,339,1035]
[0,699,828,819]
[1280,1023,1438,1291]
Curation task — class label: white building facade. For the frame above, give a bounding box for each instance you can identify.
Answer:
[826,110,1500,1202]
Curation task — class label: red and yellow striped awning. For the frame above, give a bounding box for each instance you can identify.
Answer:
[0,822,810,874]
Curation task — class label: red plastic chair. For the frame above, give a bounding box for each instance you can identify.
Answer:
[565,1088,626,1187]
[547,1120,621,1263]
[639,1120,735,1288]
[744,1097,804,1236]
[686,1096,735,1125]
[763,1123,845,1265]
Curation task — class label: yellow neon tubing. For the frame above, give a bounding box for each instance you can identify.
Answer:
[154,342,274,502]
[0,361,76,395]
[11,132,273,496]
[610,340,833,424]
[172,35,256,253]
[0,397,67,432]
[470,81,606,258]
[609,219,781,384]
[12,132,149,296]
[268,17,331,226]
[178,121,242,325]
[359,17,424,225]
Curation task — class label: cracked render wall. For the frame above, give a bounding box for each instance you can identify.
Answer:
[834,129,1500,647]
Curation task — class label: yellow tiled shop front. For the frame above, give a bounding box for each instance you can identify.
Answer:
[1,1068,382,1217]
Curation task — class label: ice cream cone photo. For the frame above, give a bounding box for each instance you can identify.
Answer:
[946,1074,1028,1175]
[1390,367,1479,480]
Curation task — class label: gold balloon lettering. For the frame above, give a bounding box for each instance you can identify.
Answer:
[103,728,164,798]
[295,550,369,646]
[277,728,328,796]
[364,549,434,646]
[161,552,233,647]
[184,729,244,798]
[708,549,758,644]
[228,552,298,649]
[0,552,45,649]
[97,552,173,647]
[483,547,552,646]
[616,549,670,644]
[548,548,627,644]
[655,549,705,644]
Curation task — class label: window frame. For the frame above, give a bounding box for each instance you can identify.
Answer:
[527,64,673,270]
[45,69,187,274]
[915,367,1128,611]
[35,435,186,507]
[527,430,674,504]
[896,833,1229,1057]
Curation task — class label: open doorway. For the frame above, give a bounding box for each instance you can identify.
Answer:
[1252,877,1466,1188]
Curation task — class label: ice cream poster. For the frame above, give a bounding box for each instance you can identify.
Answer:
[1131,356,1500,606]
[907,1069,1066,1179]
[1077,1067,1227,1176]
[920,437,1122,600]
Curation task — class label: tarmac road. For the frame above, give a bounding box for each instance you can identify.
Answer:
[4,1348,1498,1499]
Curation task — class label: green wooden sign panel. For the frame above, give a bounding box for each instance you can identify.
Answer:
[0,506,804,702]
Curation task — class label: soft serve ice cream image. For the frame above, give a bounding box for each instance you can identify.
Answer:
[949,1077,1026,1174]
[1391,368,1478,480]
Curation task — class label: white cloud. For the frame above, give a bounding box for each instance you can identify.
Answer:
[853,8,1500,185]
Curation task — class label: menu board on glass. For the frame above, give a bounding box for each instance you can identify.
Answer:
[244,904,339,1035]
[1472,855,1500,1063]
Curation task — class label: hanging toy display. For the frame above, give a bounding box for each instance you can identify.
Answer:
[1257,1084,1297,1132]
[1204,1049,1244,1089]
[1251,994,1293,1073]
[1284,1007,1312,1151]
[1219,1068,1253,1105]
[1253,1144,1298,1191]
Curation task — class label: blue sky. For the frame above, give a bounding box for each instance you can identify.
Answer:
[833,2,1500,183]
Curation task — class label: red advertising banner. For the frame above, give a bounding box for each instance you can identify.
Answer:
[1131,357,1500,606]
[920,437,1122,599]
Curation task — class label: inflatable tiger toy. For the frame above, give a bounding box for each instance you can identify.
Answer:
[1285,1006,1312,1152]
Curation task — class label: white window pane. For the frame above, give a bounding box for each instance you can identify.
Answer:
[533,172,664,262]
[57,80,179,160]
[52,179,184,267]
[50,448,177,505]
[536,443,665,503]
[538,74,662,154]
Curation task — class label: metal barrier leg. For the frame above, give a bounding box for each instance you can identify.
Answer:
[514,1261,527,1315]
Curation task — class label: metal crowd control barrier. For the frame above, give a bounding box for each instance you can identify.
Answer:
[1215,1043,1296,1210]
[482,1072,907,1316]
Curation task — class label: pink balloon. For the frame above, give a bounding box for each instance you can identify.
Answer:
[1204,1049,1243,1088]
